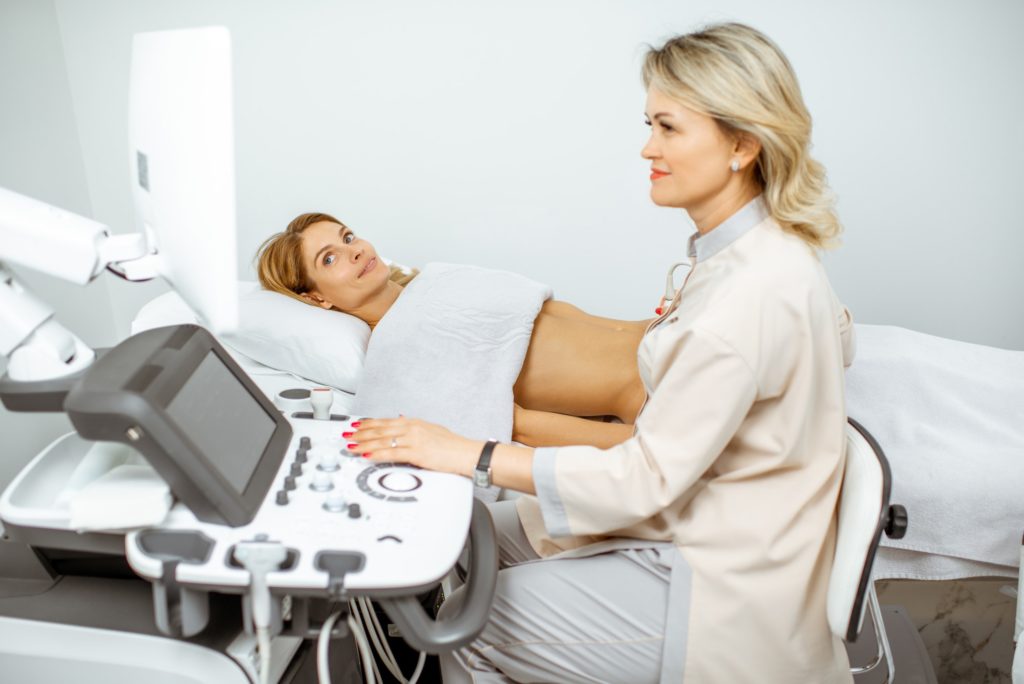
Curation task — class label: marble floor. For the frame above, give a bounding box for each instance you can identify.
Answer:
[877,578,1018,683]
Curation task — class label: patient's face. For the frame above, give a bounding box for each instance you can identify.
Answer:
[641,87,738,212]
[300,221,389,312]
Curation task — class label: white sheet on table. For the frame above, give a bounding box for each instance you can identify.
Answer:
[353,263,552,503]
[845,324,1024,571]
[874,546,1016,581]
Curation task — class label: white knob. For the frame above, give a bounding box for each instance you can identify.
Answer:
[311,472,334,492]
[323,490,347,512]
[318,450,340,472]
[379,471,422,493]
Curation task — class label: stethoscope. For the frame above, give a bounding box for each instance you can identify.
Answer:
[655,261,691,316]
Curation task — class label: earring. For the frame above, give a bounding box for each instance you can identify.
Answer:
[730,160,740,172]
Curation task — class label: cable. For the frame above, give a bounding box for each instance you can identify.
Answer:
[316,594,427,684]
[104,262,153,281]
[348,601,371,683]
[232,542,288,684]
[257,627,272,684]
[366,598,400,676]
[364,597,425,684]
[317,609,341,684]
[318,607,379,684]
[353,596,426,684]
[349,614,378,684]
[358,598,403,681]
[232,546,429,684]
[350,600,376,680]
[409,652,427,684]
[352,600,383,684]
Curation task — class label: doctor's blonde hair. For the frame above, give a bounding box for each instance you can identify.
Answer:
[256,212,417,306]
[643,23,841,248]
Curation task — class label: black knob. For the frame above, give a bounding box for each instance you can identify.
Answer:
[885,504,908,539]
[299,437,312,450]
[284,476,297,491]
[348,503,361,519]
[295,448,308,464]
[275,490,289,505]
[290,463,303,477]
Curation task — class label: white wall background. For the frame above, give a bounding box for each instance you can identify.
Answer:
[0,0,121,484]
[2,0,1015,349]
[0,1,1021,505]
[0,0,120,577]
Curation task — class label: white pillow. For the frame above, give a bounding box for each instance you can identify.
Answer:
[131,281,370,392]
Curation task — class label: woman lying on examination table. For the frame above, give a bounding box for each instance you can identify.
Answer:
[349,22,857,684]
[257,217,657,449]
[256,216,853,453]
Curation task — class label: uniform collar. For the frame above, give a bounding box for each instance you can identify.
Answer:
[687,195,769,263]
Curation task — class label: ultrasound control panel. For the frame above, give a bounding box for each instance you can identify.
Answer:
[57,323,474,596]
[0,321,491,651]
[125,410,474,594]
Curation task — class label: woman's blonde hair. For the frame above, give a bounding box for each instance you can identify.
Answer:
[643,23,841,248]
[256,212,417,306]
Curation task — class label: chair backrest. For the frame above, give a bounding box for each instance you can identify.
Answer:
[827,418,893,642]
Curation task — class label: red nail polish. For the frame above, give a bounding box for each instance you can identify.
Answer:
[351,421,361,428]
[347,443,358,449]
[342,431,354,438]
[362,453,371,458]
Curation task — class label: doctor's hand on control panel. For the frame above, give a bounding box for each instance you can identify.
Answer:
[350,417,538,496]
[349,418,479,471]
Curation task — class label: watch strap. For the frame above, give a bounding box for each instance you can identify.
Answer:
[474,439,498,487]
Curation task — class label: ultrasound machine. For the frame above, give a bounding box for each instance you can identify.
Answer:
[0,27,496,684]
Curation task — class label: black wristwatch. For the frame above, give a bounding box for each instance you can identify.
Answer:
[473,440,499,488]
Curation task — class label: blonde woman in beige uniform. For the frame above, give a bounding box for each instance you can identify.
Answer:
[352,22,855,683]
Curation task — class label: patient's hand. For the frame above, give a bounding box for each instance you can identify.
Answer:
[512,403,528,441]
[350,417,480,478]
[514,404,634,449]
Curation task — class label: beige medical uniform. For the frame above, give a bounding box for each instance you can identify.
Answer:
[446,197,854,683]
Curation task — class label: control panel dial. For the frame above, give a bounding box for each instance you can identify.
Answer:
[357,464,422,502]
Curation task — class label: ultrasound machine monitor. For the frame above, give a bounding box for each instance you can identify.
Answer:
[60,27,278,526]
[64,324,292,527]
[129,26,238,334]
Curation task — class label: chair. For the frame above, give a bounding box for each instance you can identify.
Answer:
[828,418,909,683]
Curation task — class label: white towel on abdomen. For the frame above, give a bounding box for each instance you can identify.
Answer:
[353,263,552,501]
[845,324,1024,570]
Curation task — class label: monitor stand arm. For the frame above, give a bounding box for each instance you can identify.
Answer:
[0,262,95,410]
[0,269,104,411]
[0,186,155,390]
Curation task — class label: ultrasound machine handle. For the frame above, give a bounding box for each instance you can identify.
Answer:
[379,498,498,653]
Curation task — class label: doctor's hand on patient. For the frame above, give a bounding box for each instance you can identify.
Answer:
[348,417,482,478]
